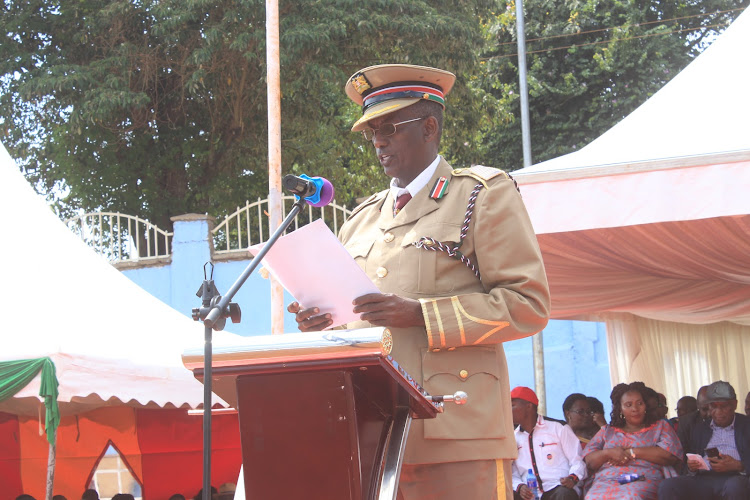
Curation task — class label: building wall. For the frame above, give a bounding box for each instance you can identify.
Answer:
[121,215,614,421]
[505,321,612,421]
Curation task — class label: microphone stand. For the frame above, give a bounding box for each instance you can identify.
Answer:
[192,196,309,500]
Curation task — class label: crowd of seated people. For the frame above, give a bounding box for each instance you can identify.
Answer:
[511,381,750,500]
[16,382,750,500]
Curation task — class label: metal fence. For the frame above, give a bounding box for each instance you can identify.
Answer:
[212,196,352,256]
[66,212,173,263]
[65,197,352,264]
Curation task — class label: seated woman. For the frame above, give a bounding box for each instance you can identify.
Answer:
[563,393,597,447]
[582,382,683,500]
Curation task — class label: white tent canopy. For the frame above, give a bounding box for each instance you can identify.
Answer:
[512,8,750,403]
[517,6,750,178]
[0,142,234,416]
[514,6,750,325]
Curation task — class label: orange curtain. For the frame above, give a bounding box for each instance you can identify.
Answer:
[7,406,241,499]
[136,409,242,500]
[18,407,141,500]
[0,412,23,497]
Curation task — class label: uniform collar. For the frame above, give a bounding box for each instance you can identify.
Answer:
[378,158,451,231]
[389,154,441,200]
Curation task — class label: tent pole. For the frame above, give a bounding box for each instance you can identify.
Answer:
[45,431,56,500]
[266,0,284,335]
[516,0,547,414]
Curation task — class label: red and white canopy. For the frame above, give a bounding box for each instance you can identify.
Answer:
[515,7,750,326]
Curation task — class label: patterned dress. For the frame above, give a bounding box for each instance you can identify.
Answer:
[582,419,683,500]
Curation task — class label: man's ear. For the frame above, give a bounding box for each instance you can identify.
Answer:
[423,115,439,143]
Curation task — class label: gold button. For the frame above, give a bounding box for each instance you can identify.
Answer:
[376,267,388,278]
[384,232,395,243]
[459,370,469,379]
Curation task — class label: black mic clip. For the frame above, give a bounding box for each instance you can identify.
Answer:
[283,174,317,198]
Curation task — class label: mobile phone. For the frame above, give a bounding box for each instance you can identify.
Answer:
[705,447,720,458]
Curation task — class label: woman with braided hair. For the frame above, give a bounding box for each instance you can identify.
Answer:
[582,382,683,499]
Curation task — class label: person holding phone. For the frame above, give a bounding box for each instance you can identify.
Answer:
[659,380,750,500]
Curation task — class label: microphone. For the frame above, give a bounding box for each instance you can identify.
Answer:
[282,174,335,207]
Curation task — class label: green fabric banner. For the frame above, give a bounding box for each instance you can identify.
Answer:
[0,358,60,445]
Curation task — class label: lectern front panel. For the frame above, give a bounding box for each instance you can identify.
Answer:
[236,370,362,500]
[184,329,443,500]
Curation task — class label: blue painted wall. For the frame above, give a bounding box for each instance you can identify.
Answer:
[122,215,613,422]
[505,321,612,421]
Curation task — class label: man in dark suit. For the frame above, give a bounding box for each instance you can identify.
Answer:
[659,381,750,500]
[677,385,711,454]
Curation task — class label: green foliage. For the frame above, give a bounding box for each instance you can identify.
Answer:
[1,0,747,229]
[478,0,749,170]
[0,0,494,227]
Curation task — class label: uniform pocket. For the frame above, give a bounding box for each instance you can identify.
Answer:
[421,346,505,440]
[397,223,462,294]
[344,239,375,273]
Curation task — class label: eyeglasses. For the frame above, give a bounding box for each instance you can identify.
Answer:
[361,117,424,141]
[568,410,595,415]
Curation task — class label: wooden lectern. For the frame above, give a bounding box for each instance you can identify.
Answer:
[183,328,449,500]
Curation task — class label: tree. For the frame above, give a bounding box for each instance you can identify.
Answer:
[0,0,495,229]
[477,0,749,170]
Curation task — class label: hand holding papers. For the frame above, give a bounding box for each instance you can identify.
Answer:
[249,219,379,328]
[686,453,710,471]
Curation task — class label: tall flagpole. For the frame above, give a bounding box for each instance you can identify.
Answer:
[266,0,284,334]
[516,0,546,414]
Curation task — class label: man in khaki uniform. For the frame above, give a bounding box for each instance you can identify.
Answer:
[289,64,550,499]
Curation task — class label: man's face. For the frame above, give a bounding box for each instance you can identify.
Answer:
[367,107,431,188]
[676,398,696,418]
[710,399,737,428]
[511,398,532,427]
[745,392,750,416]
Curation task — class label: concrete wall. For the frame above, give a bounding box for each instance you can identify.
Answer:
[505,321,612,421]
[120,214,613,421]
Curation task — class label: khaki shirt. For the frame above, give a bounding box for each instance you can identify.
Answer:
[339,158,550,464]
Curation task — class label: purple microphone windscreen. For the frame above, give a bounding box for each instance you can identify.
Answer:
[309,177,334,207]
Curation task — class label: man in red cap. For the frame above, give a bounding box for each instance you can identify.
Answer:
[511,386,585,500]
[289,64,550,499]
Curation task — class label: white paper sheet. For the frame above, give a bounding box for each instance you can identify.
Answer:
[249,218,379,328]
[686,453,710,471]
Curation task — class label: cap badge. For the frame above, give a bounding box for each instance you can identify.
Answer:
[350,73,372,95]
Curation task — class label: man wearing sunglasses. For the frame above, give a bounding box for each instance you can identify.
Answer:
[289,64,550,499]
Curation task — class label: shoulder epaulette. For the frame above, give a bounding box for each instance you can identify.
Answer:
[348,190,387,218]
[451,165,509,189]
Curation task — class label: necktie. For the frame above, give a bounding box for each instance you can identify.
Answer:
[393,193,412,215]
